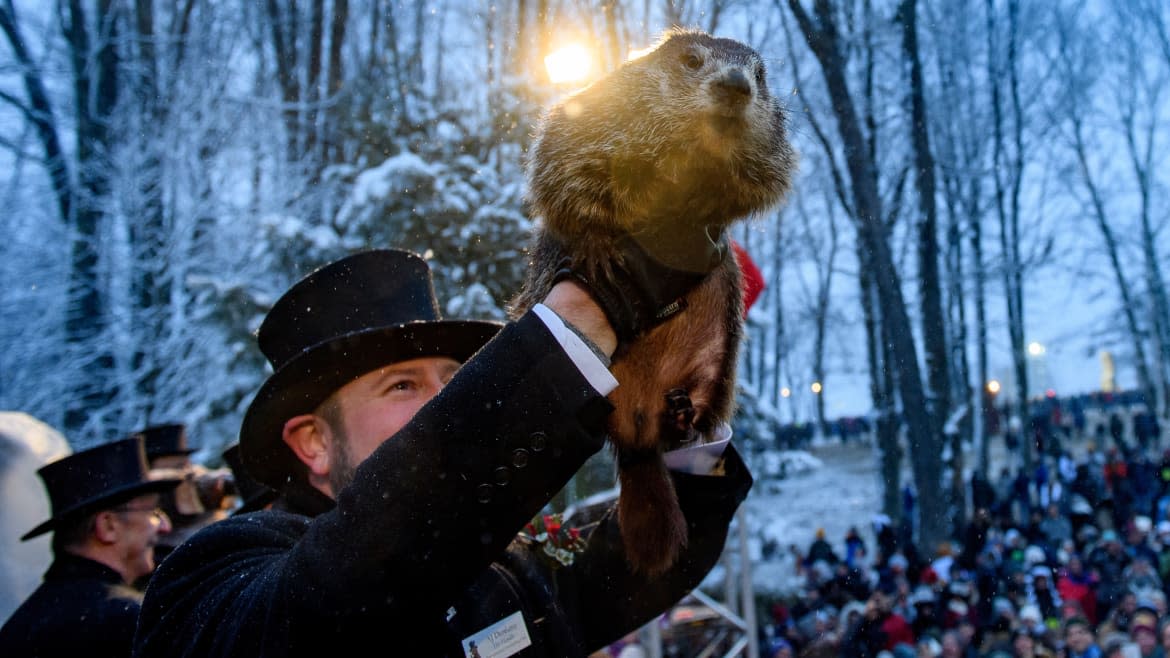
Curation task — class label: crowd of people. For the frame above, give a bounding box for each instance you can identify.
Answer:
[765,404,1169,658]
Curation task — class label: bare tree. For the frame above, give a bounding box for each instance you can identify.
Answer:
[898,0,958,524]
[926,0,994,475]
[1114,2,1170,415]
[1048,5,1161,415]
[986,0,1035,467]
[784,0,946,544]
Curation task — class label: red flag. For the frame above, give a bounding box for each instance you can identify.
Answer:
[732,240,765,318]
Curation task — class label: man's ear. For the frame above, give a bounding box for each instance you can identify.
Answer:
[92,510,121,544]
[282,414,332,479]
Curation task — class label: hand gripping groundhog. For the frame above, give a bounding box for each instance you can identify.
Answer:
[508,27,796,575]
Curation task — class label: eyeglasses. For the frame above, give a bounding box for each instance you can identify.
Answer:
[112,504,168,521]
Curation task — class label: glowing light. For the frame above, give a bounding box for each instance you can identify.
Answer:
[987,380,1001,395]
[780,387,791,398]
[1046,389,1056,398]
[1027,341,1046,356]
[811,382,822,394]
[544,44,592,84]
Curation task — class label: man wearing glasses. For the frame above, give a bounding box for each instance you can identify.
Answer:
[0,435,181,656]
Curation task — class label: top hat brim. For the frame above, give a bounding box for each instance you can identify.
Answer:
[20,477,182,541]
[240,319,501,490]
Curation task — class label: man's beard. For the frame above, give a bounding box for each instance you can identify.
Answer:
[326,427,357,494]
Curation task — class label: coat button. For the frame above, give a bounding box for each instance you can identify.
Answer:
[530,432,547,452]
[476,483,494,503]
[494,467,511,486]
[511,449,530,468]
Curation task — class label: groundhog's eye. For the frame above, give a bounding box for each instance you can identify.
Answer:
[682,52,703,71]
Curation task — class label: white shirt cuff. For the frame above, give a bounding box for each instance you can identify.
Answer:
[663,423,732,474]
[532,304,618,396]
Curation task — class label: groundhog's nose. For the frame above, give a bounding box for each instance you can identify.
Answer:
[714,69,752,102]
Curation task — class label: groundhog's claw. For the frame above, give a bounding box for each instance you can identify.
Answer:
[665,388,696,433]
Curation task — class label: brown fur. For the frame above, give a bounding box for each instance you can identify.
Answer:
[508,27,796,575]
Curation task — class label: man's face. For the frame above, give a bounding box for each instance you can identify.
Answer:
[110,492,172,582]
[325,356,461,489]
[1136,628,1156,653]
[1065,623,1094,652]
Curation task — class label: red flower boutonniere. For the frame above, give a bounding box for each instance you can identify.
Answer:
[522,512,587,568]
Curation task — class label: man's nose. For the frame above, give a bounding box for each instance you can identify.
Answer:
[156,510,173,533]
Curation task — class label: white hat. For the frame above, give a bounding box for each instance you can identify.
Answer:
[1025,545,1046,566]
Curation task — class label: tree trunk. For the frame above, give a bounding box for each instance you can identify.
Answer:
[264,0,301,162]
[130,0,169,420]
[787,0,946,548]
[986,0,1030,468]
[899,0,959,530]
[62,0,119,437]
[0,1,72,229]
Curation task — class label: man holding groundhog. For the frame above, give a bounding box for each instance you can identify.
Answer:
[134,242,752,657]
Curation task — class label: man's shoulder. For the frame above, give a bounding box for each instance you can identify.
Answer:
[154,509,308,577]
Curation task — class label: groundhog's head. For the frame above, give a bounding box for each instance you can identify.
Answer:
[527,27,796,237]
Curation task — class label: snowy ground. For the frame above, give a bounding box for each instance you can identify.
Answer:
[698,437,887,599]
[741,439,884,596]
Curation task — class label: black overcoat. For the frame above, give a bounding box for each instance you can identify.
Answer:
[0,553,144,657]
[134,312,752,657]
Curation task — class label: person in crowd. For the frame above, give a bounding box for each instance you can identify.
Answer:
[765,636,793,658]
[134,422,234,563]
[1159,618,1170,658]
[1041,503,1075,554]
[0,436,180,655]
[1129,607,1162,658]
[1029,565,1064,623]
[841,589,912,657]
[845,525,869,569]
[1110,413,1128,452]
[972,470,999,516]
[1098,589,1140,638]
[1062,616,1102,658]
[1011,626,1056,657]
[1090,530,1134,619]
[1058,553,1100,626]
[806,527,840,568]
[134,245,751,657]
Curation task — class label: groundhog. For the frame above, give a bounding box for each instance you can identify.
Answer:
[508,27,796,575]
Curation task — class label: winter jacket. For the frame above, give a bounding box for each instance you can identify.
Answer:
[133,313,752,658]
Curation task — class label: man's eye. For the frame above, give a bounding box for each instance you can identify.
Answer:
[384,380,414,393]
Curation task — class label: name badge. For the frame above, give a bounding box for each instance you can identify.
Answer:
[462,610,532,658]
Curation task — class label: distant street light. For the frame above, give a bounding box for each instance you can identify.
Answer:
[810,382,822,394]
[780,387,791,398]
[987,380,1001,395]
[1027,341,1046,356]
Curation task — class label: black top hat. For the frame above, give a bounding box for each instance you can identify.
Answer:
[133,423,194,461]
[240,249,502,490]
[22,436,182,540]
[221,443,278,514]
